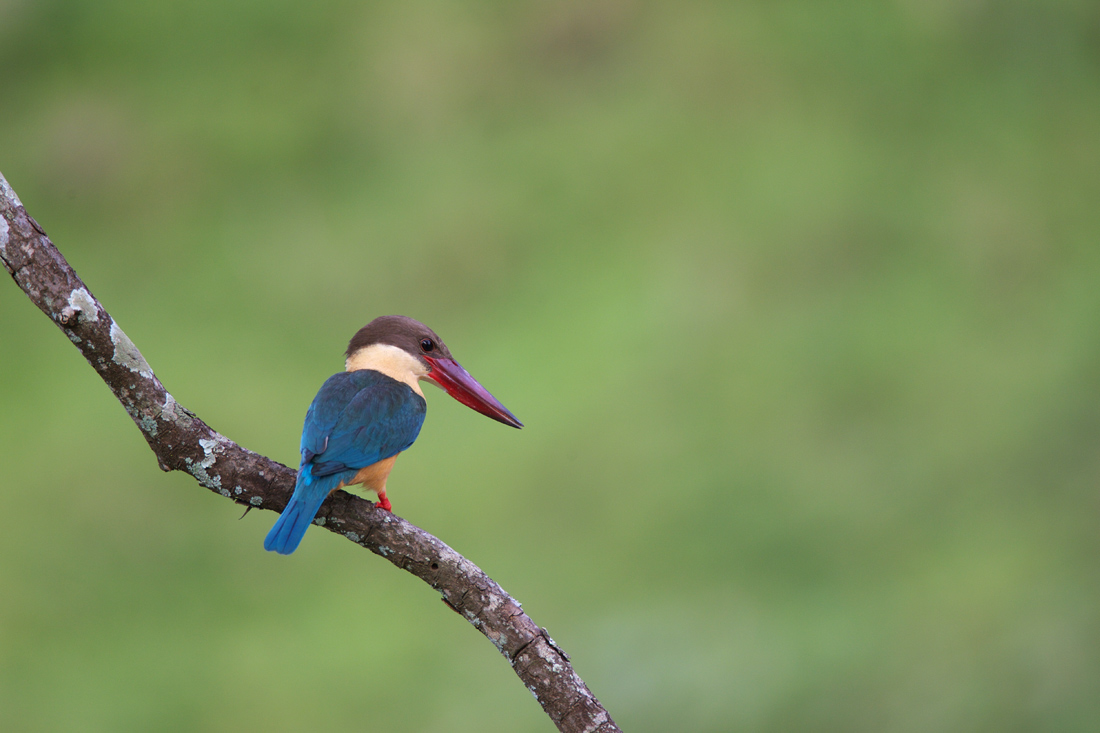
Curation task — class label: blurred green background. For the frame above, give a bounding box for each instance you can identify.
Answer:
[3,1,1100,731]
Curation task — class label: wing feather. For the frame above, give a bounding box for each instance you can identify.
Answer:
[298,371,426,476]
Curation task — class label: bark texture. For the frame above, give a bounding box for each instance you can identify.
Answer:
[0,171,619,733]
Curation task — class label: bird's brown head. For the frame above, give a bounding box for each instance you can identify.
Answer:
[346,314,454,366]
[345,315,522,428]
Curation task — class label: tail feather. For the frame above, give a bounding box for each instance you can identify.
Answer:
[264,471,345,554]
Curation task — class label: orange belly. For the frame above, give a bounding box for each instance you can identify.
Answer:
[343,454,399,494]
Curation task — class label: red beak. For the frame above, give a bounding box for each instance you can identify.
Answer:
[423,357,524,429]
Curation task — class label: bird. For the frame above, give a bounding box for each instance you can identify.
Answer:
[264,315,522,555]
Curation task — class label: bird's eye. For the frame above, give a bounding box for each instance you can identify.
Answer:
[420,338,435,352]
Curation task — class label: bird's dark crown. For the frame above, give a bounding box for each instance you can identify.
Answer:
[346,315,453,363]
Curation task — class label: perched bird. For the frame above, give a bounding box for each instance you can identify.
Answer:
[264,315,522,554]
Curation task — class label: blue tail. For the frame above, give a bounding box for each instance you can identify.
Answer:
[264,471,346,554]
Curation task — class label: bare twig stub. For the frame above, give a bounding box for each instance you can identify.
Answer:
[0,170,619,733]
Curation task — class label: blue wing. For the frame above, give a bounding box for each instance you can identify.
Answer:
[264,370,426,554]
[301,370,426,475]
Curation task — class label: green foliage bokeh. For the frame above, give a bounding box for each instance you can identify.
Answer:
[3,1,1100,731]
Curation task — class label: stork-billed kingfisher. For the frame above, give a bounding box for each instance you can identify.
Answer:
[264,315,522,555]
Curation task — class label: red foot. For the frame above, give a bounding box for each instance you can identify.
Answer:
[375,494,392,512]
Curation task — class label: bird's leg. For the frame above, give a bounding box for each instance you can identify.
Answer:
[350,458,397,511]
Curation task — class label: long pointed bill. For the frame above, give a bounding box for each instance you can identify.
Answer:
[423,357,523,428]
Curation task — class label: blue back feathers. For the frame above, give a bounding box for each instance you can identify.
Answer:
[264,370,427,554]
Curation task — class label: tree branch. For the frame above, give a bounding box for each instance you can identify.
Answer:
[0,170,619,733]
